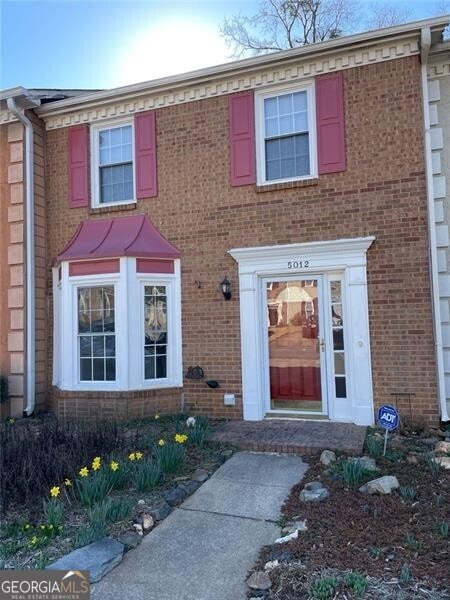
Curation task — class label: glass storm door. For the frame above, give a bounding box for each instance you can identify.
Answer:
[265,278,326,414]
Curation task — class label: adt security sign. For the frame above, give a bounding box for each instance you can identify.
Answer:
[377,405,399,431]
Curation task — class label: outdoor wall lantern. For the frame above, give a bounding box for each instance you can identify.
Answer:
[220,276,232,300]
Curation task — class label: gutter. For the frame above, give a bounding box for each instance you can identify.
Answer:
[420,27,449,422]
[6,96,38,417]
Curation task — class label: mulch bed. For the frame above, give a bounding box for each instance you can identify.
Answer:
[253,438,450,598]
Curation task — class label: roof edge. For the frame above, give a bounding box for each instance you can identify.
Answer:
[35,16,449,118]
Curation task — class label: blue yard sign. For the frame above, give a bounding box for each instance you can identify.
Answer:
[377,405,400,431]
[377,405,400,456]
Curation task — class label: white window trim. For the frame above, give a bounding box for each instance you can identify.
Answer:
[90,117,137,209]
[53,257,182,392]
[255,80,318,186]
[229,237,376,426]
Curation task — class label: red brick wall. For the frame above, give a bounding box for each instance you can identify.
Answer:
[44,55,440,423]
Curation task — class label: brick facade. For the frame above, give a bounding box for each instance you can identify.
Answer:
[35,55,439,423]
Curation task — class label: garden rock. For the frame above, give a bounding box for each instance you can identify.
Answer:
[281,520,308,536]
[349,456,379,471]
[264,560,279,571]
[179,480,201,496]
[164,486,188,506]
[133,524,143,536]
[299,481,330,502]
[269,548,294,562]
[320,450,336,466]
[432,456,450,469]
[46,537,124,583]
[421,437,439,446]
[274,530,299,544]
[147,501,172,521]
[436,429,450,438]
[359,475,399,495]
[118,531,142,551]
[219,449,234,463]
[137,499,146,506]
[406,454,419,465]
[247,571,272,591]
[191,468,209,483]
[142,513,154,531]
[435,440,450,453]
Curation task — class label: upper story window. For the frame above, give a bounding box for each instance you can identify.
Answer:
[256,83,317,185]
[91,120,136,207]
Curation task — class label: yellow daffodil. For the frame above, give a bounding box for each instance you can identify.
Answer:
[64,478,72,487]
[110,461,119,471]
[154,414,160,420]
[128,453,136,461]
[30,536,38,545]
[79,467,89,477]
[158,439,165,446]
[135,451,143,460]
[24,524,30,530]
[50,486,60,498]
[174,433,188,444]
[40,525,45,530]
[91,457,101,470]
[49,525,53,530]
[7,418,15,425]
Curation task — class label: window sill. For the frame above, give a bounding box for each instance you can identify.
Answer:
[89,202,137,216]
[256,177,319,193]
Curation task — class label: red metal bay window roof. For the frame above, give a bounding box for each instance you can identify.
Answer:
[54,214,180,264]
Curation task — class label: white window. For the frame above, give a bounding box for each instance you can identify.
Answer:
[91,120,135,207]
[53,258,182,392]
[256,83,317,185]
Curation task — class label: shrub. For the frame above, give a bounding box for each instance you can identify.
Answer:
[310,576,339,600]
[0,417,130,510]
[132,460,161,492]
[343,571,368,598]
[154,442,185,474]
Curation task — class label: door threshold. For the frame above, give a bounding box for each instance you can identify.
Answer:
[264,412,329,421]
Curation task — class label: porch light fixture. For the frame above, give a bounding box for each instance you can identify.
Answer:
[220,276,231,300]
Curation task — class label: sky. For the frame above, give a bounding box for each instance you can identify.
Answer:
[0,0,447,92]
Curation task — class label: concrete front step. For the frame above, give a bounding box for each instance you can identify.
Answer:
[208,419,366,454]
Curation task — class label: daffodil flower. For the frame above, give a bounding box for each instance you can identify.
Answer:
[158,439,165,446]
[64,478,72,487]
[128,453,136,461]
[50,486,60,498]
[154,414,160,420]
[110,461,119,471]
[79,467,89,477]
[135,451,143,460]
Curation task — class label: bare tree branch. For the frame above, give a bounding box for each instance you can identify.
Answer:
[364,2,411,30]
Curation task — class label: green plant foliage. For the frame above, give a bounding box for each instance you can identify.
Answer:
[154,443,185,474]
[343,571,368,598]
[132,460,161,492]
[399,486,416,502]
[43,499,65,528]
[399,563,411,585]
[437,521,449,539]
[310,576,340,600]
[368,546,381,558]
[425,453,441,479]
[406,532,421,551]
[74,519,106,549]
[366,436,383,458]
[106,497,134,523]
[435,494,444,507]
[341,460,372,488]
[75,470,114,508]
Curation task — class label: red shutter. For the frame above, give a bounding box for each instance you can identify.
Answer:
[68,125,89,208]
[316,72,346,174]
[135,111,158,199]
[229,91,256,186]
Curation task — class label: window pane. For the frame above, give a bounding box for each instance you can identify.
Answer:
[80,359,92,381]
[156,355,167,378]
[279,114,293,135]
[334,352,345,375]
[280,158,295,179]
[332,304,343,327]
[145,356,155,380]
[122,143,132,162]
[79,336,92,357]
[99,130,110,148]
[110,145,122,164]
[93,358,105,381]
[266,160,280,181]
[280,137,295,159]
[92,336,104,357]
[278,94,292,115]
[110,127,121,146]
[122,126,132,143]
[266,139,280,161]
[105,358,116,381]
[265,117,278,138]
[264,97,278,118]
[335,377,347,398]
[105,336,116,357]
[294,134,309,156]
[293,91,307,112]
[333,329,344,351]
[330,281,342,303]
[296,155,310,176]
[294,111,308,132]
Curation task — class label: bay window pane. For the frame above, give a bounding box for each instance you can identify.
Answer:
[93,358,104,380]
[145,357,155,380]
[80,359,92,381]
[105,359,116,381]
[156,356,167,378]
[144,284,168,380]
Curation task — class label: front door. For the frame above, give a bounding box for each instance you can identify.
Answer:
[264,277,327,415]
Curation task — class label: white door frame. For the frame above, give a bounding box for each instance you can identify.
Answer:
[229,236,376,426]
[261,274,329,417]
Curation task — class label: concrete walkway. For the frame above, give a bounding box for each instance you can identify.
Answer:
[92,452,308,600]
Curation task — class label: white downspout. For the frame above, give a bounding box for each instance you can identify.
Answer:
[7,98,36,417]
[420,27,449,422]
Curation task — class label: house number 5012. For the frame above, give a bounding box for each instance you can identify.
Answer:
[287,260,310,269]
